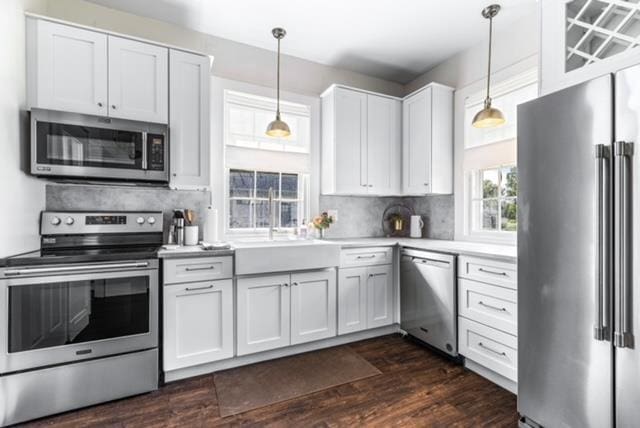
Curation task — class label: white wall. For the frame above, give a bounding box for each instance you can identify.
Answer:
[403,12,539,243]
[0,0,47,257]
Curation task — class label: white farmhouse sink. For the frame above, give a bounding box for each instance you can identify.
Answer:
[233,239,341,275]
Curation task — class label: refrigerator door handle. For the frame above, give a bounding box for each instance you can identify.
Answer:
[614,141,634,348]
[594,144,611,341]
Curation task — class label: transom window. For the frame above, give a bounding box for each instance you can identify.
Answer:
[228,169,304,230]
[470,165,517,233]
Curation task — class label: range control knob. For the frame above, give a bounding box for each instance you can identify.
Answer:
[65,217,74,225]
[50,216,61,226]
[147,216,156,225]
[136,217,145,225]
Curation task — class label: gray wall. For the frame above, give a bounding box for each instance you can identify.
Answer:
[45,184,210,242]
[319,195,453,240]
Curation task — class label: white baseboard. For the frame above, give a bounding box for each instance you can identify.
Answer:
[164,324,400,383]
[464,358,517,394]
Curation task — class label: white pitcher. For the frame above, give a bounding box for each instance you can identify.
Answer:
[410,215,424,238]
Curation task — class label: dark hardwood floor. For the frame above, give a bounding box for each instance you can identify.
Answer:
[24,335,518,427]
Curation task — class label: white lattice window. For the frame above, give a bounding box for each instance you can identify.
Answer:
[567,0,640,72]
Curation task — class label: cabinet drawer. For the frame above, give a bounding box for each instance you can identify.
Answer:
[458,317,517,382]
[163,256,233,284]
[458,279,517,335]
[340,247,393,268]
[458,256,517,289]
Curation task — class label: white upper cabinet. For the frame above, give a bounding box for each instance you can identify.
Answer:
[367,95,402,194]
[169,50,211,189]
[321,83,451,196]
[402,84,453,195]
[27,17,170,124]
[27,19,108,116]
[108,36,168,123]
[540,0,640,96]
[321,86,401,196]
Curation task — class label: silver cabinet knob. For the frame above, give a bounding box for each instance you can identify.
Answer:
[136,217,145,225]
[97,102,103,107]
[65,217,74,225]
[147,217,156,225]
[111,105,117,109]
[50,217,61,226]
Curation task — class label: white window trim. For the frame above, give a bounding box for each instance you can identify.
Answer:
[225,168,311,237]
[210,77,320,242]
[457,66,538,246]
[465,165,517,243]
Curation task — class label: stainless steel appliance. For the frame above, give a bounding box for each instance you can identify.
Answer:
[400,249,457,356]
[518,64,640,428]
[0,211,163,427]
[31,109,168,183]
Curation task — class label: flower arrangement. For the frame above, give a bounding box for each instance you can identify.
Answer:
[309,212,334,238]
[310,212,334,230]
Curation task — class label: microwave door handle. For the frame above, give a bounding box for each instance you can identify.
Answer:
[142,132,148,170]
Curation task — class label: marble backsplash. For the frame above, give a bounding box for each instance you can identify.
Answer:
[319,195,454,240]
[45,183,211,241]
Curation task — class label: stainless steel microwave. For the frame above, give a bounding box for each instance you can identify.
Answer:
[30,109,169,183]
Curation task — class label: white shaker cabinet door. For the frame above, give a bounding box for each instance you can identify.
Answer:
[163,279,234,371]
[237,274,291,356]
[108,36,168,123]
[338,267,368,335]
[367,95,401,195]
[333,87,368,194]
[169,50,211,189]
[290,269,337,345]
[402,88,432,195]
[366,264,394,329]
[28,19,108,116]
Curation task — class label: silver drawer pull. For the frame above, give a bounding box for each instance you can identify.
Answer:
[356,255,376,259]
[185,284,214,292]
[478,267,508,276]
[478,301,508,312]
[478,342,507,357]
[185,266,215,272]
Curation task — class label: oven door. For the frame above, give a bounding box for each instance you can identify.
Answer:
[0,260,158,374]
[30,109,168,182]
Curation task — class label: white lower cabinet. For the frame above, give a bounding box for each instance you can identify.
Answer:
[163,279,234,371]
[290,270,337,345]
[338,263,393,335]
[367,264,394,328]
[236,273,291,356]
[237,269,337,356]
[338,267,367,334]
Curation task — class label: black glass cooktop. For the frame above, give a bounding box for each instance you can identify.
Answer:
[0,245,161,267]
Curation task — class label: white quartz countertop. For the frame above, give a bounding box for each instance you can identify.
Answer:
[329,238,517,263]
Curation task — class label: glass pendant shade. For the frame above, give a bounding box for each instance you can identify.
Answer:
[472,98,506,128]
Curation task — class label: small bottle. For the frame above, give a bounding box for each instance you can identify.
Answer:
[299,219,308,239]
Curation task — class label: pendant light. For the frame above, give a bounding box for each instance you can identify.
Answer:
[472,4,506,129]
[266,27,291,138]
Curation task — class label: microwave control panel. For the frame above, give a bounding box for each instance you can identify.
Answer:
[147,134,165,171]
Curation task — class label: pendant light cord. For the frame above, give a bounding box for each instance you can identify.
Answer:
[485,16,493,104]
[276,37,281,119]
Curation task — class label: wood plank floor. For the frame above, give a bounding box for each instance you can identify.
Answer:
[24,334,518,427]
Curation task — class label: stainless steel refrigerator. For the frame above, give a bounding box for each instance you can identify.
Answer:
[518,64,640,428]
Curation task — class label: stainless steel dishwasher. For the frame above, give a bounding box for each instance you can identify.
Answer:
[400,248,457,356]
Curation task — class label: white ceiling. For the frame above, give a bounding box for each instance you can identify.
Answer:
[86,0,538,84]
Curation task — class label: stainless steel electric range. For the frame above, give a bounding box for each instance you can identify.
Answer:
[0,211,163,427]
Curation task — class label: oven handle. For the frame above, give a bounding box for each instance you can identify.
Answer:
[142,132,148,170]
[3,262,150,276]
